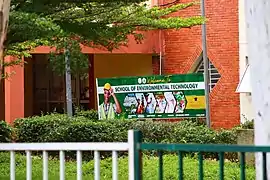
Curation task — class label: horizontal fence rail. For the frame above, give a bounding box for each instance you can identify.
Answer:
[140,143,270,152]
[133,130,270,180]
[0,142,129,151]
[0,130,137,180]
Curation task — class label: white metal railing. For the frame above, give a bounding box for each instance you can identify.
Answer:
[0,130,136,180]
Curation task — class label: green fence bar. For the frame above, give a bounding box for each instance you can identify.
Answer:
[262,152,267,180]
[240,152,246,180]
[198,152,203,180]
[140,143,270,152]
[219,152,224,180]
[134,130,143,180]
[158,151,163,180]
[178,151,183,180]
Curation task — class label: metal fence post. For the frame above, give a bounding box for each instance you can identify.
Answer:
[128,130,135,180]
[128,130,143,180]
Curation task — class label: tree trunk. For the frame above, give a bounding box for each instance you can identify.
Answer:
[65,49,73,116]
[245,0,270,178]
[0,0,11,84]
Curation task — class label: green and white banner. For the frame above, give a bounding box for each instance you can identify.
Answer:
[96,74,205,120]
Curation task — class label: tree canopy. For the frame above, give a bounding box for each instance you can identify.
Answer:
[3,0,204,76]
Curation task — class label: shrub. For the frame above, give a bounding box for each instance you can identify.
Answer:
[13,113,237,160]
[239,120,254,129]
[74,109,98,120]
[0,120,12,142]
[14,113,75,142]
[14,115,236,145]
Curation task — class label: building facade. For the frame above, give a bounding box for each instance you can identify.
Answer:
[153,0,240,128]
[1,31,161,124]
[1,0,242,129]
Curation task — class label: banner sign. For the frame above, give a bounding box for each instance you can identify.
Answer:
[96,74,205,120]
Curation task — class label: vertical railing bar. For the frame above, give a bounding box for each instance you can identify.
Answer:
[128,130,135,180]
[26,150,32,180]
[219,152,224,180]
[198,152,203,180]
[133,130,143,180]
[178,151,183,180]
[60,151,65,180]
[112,151,118,180]
[158,151,163,180]
[94,151,100,180]
[77,151,82,180]
[240,152,246,180]
[43,151,48,180]
[10,151,15,180]
[262,152,267,180]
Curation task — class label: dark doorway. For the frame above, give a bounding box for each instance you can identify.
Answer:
[31,54,91,116]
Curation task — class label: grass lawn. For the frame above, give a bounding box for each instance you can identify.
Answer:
[0,152,255,180]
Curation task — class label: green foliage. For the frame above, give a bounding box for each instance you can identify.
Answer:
[0,120,12,142]
[6,0,204,76]
[5,11,62,61]
[0,152,255,179]
[239,120,254,129]
[13,113,236,144]
[48,39,89,75]
[74,109,98,120]
[13,114,75,142]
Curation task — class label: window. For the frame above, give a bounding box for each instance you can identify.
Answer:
[196,58,221,91]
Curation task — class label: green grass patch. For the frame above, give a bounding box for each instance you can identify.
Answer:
[0,153,255,180]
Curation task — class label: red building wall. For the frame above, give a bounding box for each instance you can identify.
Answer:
[152,56,160,75]
[159,0,240,128]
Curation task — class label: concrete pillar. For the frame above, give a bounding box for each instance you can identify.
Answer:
[0,78,4,120]
[5,56,24,124]
[245,0,270,178]
[239,0,254,123]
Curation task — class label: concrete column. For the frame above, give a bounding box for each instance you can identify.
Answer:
[245,0,270,178]
[239,0,254,123]
[5,56,24,124]
[0,78,4,120]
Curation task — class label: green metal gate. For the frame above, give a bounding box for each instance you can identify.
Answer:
[132,130,269,180]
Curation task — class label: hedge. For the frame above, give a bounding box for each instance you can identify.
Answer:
[14,113,237,144]
[74,108,98,120]
[13,113,238,160]
[0,120,12,142]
